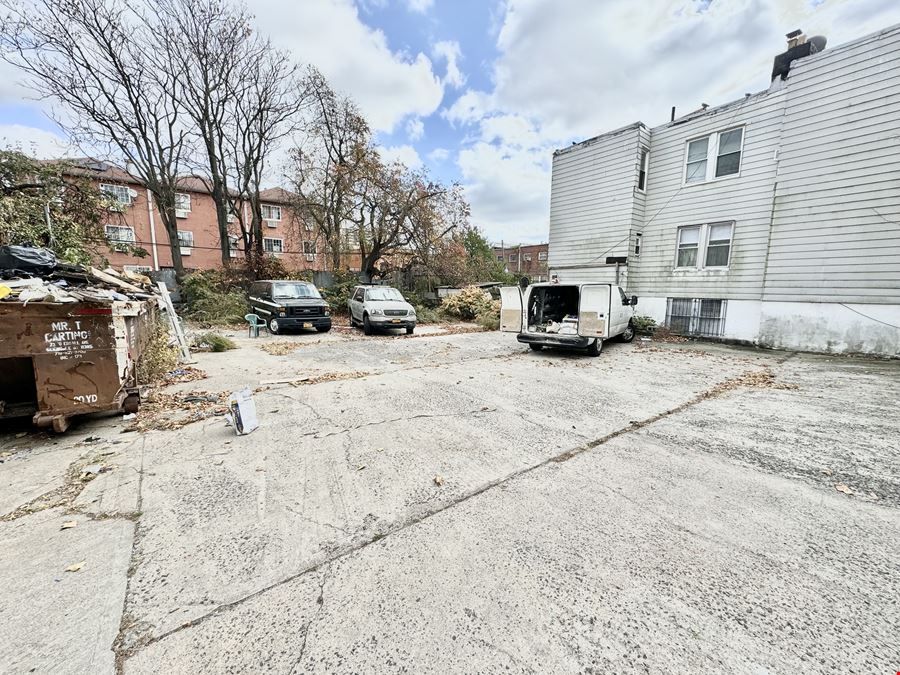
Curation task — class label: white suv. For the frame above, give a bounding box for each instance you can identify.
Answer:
[348,285,417,335]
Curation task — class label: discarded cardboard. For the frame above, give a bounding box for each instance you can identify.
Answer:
[226,388,259,435]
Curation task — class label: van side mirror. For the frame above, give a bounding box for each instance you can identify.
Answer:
[631,295,638,306]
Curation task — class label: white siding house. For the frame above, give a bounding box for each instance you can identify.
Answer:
[547,24,900,355]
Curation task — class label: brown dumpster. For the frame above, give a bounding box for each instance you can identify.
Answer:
[0,299,157,432]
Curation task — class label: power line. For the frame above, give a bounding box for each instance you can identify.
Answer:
[839,303,900,330]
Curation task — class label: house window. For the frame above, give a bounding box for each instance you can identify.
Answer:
[228,235,240,258]
[261,204,282,221]
[637,148,649,191]
[263,237,284,254]
[100,184,133,210]
[302,241,316,254]
[123,265,152,273]
[497,255,504,261]
[538,251,547,261]
[675,222,733,269]
[523,253,532,262]
[508,254,518,262]
[634,233,642,257]
[105,225,135,251]
[177,230,193,255]
[684,127,744,184]
[666,298,727,337]
[175,193,191,217]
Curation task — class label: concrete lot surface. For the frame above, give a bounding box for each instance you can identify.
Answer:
[1,327,898,674]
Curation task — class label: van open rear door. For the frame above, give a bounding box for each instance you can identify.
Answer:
[499,286,524,333]
[578,284,611,338]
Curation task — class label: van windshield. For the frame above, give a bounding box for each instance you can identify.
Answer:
[272,282,321,299]
[366,287,404,301]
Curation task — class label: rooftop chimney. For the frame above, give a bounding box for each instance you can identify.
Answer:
[771,28,827,81]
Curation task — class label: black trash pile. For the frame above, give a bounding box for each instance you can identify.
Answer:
[0,245,159,304]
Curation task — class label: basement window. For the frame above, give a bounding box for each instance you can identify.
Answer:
[666,298,727,337]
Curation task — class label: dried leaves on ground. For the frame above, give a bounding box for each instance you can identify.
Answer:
[258,340,321,356]
[125,390,229,432]
[161,366,208,385]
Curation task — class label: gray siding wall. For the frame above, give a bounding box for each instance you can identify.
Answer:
[548,123,645,280]
[763,25,900,304]
[628,90,786,301]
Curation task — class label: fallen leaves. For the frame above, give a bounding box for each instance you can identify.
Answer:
[835,483,854,496]
[433,475,444,487]
[125,390,229,432]
[162,366,208,385]
[65,561,85,572]
[258,341,302,356]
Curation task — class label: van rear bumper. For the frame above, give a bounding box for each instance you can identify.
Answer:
[517,332,593,349]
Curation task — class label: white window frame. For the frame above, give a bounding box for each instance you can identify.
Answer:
[261,204,282,221]
[633,232,642,258]
[637,148,649,192]
[177,230,194,255]
[263,237,284,255]
[537,251,548,262]
[175,192,191,218]
[100,183,133,210]
[228,235,240,258]
[682,126,745,185]
[674,221,734,270]
[523,252,532,262]
[105,224,135,251]
[123,264,152,273]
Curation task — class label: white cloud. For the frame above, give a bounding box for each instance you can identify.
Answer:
[454,0,900,243]
[380,144,423,169]
[406,117,425,141]
[0,124,73,158]
[432,40,466,89]
[427,147,449,163]
[405,0,434,14]
[253,0,444,133]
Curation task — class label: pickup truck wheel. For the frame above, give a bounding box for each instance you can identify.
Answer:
[316,326,331,333]
[529,344,543,351]
[587,338,603,356]
[363,314,373,335]
[620,323,635,343]
[269,318,280,335]
[406,326,414,335]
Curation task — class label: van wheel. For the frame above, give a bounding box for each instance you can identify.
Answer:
[363,314,373,336]
[269,318,280,335]
[587,338,603,356]
[529,344,543,351]
[620,323,635,343]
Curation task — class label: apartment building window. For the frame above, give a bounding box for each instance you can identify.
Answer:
[303,240,316,261]
[105,225,135,251]
[177,230,193,255]
[633,233,642,257]
[524,253,532,262]
[666,298,727,337]
[263,237,284,255]
[637,148,649,191]
[538,251,547,262]
[175,193,191,218]
[675,222,733,269]
[508,254,518,263]
[684,127,744,183]
[228,235,240,258]
[123,265,153,273]
[497,255,504,262]
[100,184,133,210]
[261,204,282,221]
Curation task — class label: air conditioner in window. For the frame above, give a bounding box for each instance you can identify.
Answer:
[175,208,190,219]
[180,247,192,256]
[127,188,138,200]
[305,253,315,262]
[265,220,278,228]
[229,249,238,258]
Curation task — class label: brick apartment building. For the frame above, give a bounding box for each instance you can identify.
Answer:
[492,243,549,281]
[61,159,327,273]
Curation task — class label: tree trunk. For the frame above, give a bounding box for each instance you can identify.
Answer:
[156,204,184,278]
[211,182,232,266]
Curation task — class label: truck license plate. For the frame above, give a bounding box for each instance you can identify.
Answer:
[391,319,401,324]
[303,322,313,329]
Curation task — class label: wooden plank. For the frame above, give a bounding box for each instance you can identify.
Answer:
[89,266,145,294]
[156,281,194,363]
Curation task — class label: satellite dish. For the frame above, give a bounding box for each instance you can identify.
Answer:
[808,35,827,53]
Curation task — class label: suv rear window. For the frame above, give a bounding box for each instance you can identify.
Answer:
[272,282,320,299]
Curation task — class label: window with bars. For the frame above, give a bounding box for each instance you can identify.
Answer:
[105,225,135,251]
[666,298,727,336]
[684,127,744,184]
[263,237,284,254]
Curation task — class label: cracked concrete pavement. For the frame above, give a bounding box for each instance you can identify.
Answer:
[1,329,898,674]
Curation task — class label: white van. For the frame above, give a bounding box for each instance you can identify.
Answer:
[499,282,637,355]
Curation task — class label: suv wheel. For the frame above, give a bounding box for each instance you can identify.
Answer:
[363,314,373,336]
[269,318,280,335]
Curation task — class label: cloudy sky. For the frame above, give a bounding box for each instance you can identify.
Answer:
[2,0,900,244]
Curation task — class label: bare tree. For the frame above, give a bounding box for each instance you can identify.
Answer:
[1,0,191,276]
[291,68,370,271]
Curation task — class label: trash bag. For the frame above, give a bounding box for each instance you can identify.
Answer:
[0,245,58,275]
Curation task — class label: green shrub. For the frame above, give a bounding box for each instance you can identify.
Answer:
[319,269,360,314]
[181,270,248,325]
[475,299,501,330]
[413,304,443,324]
[440,286,494,321]
[632,315,657,335]
[193,332,237,352]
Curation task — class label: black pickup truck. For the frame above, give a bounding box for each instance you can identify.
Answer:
[248,280,332,335]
